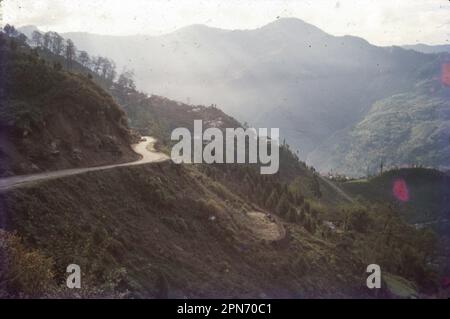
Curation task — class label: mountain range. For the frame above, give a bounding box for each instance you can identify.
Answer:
[1,23,446,298]
[19,18,450,176]
[402,44,450,54]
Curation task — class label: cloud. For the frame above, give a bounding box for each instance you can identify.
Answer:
[3,0,70,29]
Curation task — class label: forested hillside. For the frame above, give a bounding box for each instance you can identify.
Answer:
[0,30,139,177]
[0,25,443,299]
[31,18,447,171]
[309,76,450,176]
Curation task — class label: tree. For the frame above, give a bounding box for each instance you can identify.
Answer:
[298,208,306,223]
[347,209,371,233]
[77,50,90,68]
[3,24,18,37]
[304,201,310,213]
[91,56,117,84]
[294,192,304,206]
[287,206,298,222]
[91,56,102,74]
[53,62,63,71]
[16,33,28,45]
[275,194,290,216]
[43,32,52,50]
[65,39,76,69]
[304,217,316,234]
[101,58,116,83]
[265,189,279,209]
[50,32,64,55]
[117,69,136,90]
[31,31,43,47]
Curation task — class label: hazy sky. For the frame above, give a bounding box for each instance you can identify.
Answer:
[2,0,449,45]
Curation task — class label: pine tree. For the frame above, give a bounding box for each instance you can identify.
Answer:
[287,206,298,222]
[266,189,279,209]
[276,194,289,215]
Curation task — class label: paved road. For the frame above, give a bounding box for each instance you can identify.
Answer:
[0,136,169,191]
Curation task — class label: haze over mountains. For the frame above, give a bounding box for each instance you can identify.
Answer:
[3,17,449,299]
[403,44,450,54]
[20,18,450,176]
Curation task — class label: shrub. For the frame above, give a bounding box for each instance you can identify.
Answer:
[347,209,371,233]
[0,231,55,297]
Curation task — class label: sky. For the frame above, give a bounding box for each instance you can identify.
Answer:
[1,0,449,46]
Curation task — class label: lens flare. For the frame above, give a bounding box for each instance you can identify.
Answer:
[393,178,409,202]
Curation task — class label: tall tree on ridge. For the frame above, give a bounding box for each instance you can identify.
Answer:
[77,50,90,68]
[50,32,64,55]
[31,31,43,47]
[65,39,76,70]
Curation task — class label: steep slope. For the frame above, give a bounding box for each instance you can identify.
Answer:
[1,72,440,295]
[111,87,241,147]
[0,33,139,177]
[340,167,450,286]
[308,74,450,176]
[0,26,440,298]
[108,77,354,205]
[11,26,353,206]
[0,162,437,298]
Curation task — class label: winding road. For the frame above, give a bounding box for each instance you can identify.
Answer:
[0,136,169,191]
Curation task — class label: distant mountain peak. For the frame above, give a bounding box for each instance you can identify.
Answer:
[170,17,324,37]
[261,17,324,34]
[173,24,229,36]
[266,17,310,26]
[402,43,450,54]
[18,24,38,31]
[17,25,40,38]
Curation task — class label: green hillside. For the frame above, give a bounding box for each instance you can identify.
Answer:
[0,33,139,177]
[340,167,450,285]
[0,30,440,298]
[341,168,450,224]
[0,162,438,298]
[309,77,450,176]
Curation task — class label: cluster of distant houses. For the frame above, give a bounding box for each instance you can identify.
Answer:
[321,163,437,181]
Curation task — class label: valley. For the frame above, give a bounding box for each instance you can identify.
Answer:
[0,13,449,300]
[21,18,449,175]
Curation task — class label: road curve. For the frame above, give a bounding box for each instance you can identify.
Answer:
[0,136,169,191]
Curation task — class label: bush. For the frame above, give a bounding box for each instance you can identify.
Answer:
[0,231,55,297]
[293,255,310,277]
[347,209,371,233]
[286,206,298,223]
